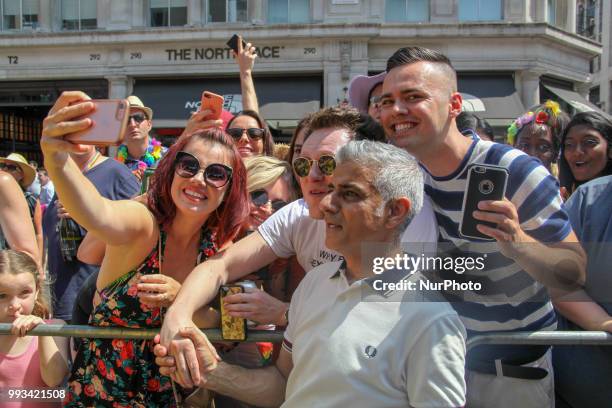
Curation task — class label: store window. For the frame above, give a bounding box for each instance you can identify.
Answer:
[458,0,502,21]
[150,0,187,27]
[1,0,39,30]
[385,0,429,22]
[62,0,97,30]
[268,0,310,24]
[208,0,247,23]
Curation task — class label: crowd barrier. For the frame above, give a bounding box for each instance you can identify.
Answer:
[2,324,612,349]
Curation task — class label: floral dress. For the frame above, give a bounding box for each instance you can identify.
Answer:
[64,228,218,408]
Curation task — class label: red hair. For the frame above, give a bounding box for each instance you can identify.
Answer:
[147,128,249,247]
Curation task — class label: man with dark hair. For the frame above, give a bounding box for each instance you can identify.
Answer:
[379,46,586,408]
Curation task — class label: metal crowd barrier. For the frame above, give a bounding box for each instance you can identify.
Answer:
[2,324,611,349]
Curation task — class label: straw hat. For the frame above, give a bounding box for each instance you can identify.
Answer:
[127,95,153,120]
[0,153,37,187]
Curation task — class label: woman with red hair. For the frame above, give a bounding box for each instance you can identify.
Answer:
[40,91,248,407]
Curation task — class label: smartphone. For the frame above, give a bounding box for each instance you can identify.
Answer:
[200,91,224,121]
[65,99,130,146]
[459,164,509,240]
[226,34,247,54]
[220,285,247,341]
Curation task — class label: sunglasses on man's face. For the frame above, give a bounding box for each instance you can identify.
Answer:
[0,163,20,172]
[128,113,147,125]
[174,151,233,188]
[249,189,288,211]
[292,155,336,178]
[227,127,265,141]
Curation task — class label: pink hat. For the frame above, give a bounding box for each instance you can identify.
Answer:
[347,72,387,114]
[220,109,234,129]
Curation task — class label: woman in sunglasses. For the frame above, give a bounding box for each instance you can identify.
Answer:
[40,91,248,407]
[226,110,275,158]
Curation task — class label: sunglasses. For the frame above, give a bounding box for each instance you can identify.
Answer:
[0,163,20,172]
[227,127,265,141]
[250,189,288,211]
[174,151,233,188]
[292,155,336,178]
[128,113,147,124]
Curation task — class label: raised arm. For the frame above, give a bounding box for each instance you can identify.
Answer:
[235,38,259,113]
[40,91,155,246]
[0,172,39,265]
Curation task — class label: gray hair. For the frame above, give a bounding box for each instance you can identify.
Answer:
[336,140,424,234]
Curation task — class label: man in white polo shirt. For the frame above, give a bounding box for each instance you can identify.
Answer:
[160,107,437,369]
[155,140,466,407]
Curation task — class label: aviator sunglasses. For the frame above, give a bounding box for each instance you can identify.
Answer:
[292,155,336,178]
[174,151,233,188]
[227,127,265,141]
[250,189,288,211]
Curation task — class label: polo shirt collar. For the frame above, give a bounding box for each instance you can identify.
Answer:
[329,259,415,288]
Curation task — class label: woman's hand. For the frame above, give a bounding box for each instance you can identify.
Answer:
[181,109,223,138]
[234,39,257,75]
[41,91,95,164]
[137,274,181,308]
[223,287,288,326]
[11,313,45,337]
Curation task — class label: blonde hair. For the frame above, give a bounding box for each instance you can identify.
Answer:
[244,156,297,200]
[0,250,51,319]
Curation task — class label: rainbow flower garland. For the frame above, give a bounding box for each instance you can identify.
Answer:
[116,138,164,171]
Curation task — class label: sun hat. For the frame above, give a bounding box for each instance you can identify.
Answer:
[127,95,153,120]
[0,153,36,187]
[347,72,387,114]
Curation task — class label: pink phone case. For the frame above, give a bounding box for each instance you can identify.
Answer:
[65,99,130,146]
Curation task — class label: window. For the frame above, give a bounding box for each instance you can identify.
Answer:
[62,0,97,30]
[385,0,429,22]
[208,0,247,23]
[458,0,502,21]
[268,0,310,24]
[1,0,39,30]
[151,0,187,27]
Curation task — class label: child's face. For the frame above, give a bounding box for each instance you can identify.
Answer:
[0,273,38,322]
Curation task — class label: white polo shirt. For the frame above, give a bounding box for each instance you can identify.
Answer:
[258,197,437,272]
[282,261,467,408]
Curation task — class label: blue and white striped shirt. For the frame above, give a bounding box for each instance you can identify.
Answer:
[423,136,572,364]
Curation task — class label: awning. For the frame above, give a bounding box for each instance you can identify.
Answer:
[543,84,606,115]
[458,74,525,126]
[260,100,320,128]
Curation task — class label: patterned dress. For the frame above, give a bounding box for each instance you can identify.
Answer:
[64,228,218,407]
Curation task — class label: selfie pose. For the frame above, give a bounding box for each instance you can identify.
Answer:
[40,91,248,406]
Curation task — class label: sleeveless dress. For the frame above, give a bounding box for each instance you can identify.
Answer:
[64,227,218,407]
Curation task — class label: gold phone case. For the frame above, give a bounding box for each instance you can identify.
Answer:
[220,285,247,341]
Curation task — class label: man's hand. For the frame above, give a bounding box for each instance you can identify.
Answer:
[473,198,529,257]
[154,327,220,387]
[137,274,181,308]
[224,288,288,326]
[56,201,71,219]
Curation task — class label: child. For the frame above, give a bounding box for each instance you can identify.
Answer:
[0,250,69,407]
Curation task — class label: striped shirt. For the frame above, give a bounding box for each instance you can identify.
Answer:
[423,135,572,365]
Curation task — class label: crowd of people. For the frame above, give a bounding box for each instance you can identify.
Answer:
[0,41,611,408]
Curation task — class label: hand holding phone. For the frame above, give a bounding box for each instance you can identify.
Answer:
[459,164,509,240]
[64,99,130,146]
[227,34,247,54]
[200,91,224,121]
[220,285,247,341]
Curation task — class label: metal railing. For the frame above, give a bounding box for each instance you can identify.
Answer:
[2,324,611,349]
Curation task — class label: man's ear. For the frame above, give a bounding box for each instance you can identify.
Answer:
[449,92,462,118]
[385,197,411,230]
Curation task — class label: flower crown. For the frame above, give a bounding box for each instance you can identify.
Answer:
[507,100,561,145]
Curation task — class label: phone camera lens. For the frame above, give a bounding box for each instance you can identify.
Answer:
[479,180,494,195]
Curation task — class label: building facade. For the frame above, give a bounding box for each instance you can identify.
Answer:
[0,0,603,161]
